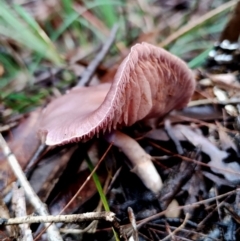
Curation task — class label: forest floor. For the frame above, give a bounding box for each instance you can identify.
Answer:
[0,0,240,240]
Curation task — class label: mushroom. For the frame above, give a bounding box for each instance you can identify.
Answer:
[38,42,195,193]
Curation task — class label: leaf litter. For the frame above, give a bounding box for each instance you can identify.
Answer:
[1,0,240,240]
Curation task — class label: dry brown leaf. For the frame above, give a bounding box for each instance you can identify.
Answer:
[217,123,238,153]
[49,168,106,215]
[179,125,240,183]
[209,73,240,91]
[0,110,41,194]
[29,146,77,203]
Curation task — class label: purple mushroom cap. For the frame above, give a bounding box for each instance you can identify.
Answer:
[39,42,195,145]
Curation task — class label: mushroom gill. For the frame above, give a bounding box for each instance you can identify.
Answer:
[39,42,195,146]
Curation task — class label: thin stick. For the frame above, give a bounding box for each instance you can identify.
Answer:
[77,24,119,86]
[25,143,47,177]
[4,144,49,205]
[0,134,63,241]
[0,212,116,225]
[12,184,33,241]
[137,188,239,229]
[149,141,240,176]
[160,213,190,241]
[164,119,183,155]
[188,97,240,107]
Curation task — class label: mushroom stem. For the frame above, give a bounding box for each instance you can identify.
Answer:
[105,130,162,194]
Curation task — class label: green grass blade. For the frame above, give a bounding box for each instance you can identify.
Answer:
[13,4,56,49]
[188,47,212,69]
[0,2,62,64]
[85,155,120,240]
[83,0,123,27]
[61,0,73,14]
[51,12,79,41]
[85,155,110,211]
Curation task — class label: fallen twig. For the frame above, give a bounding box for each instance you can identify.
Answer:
[77,23,119,86]
[0,211,116,225]
[160,213,190,241]
[0,134,63,241]
[12,184,33,241]
[137,189,239,229]
[0,211,125,241]
[164,119,183,155]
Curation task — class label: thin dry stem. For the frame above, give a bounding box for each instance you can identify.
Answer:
[137,188,239,229]
[160,213,190,241]
[0,134,63,241]
[12,184,33,241]
[0,212,116,225]
[77,24,119,87]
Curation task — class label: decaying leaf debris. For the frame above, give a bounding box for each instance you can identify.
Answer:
[1,1,240,241]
